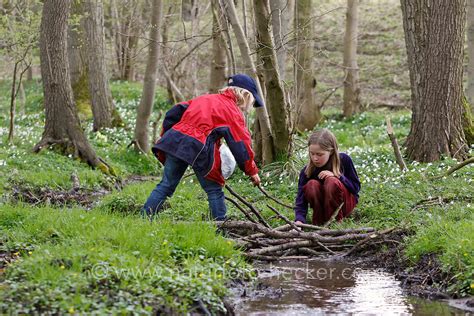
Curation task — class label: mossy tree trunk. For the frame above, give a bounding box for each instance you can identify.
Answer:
[467,0,474,105]
[35,0,105,171]
[133,0,163,153]
[68,2,90,118]
[401,0,468,162]
[254,0,291,159]
[295,0,320,131]
[82,0,123,131]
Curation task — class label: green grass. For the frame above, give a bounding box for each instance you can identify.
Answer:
[0,205,251,314]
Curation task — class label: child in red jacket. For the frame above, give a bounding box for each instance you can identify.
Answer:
[143,74,262,220]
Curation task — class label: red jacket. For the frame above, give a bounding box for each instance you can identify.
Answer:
[152,90,258,186]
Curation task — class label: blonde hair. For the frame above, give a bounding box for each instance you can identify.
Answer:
[219,87,255,112]
[305,128,341,178]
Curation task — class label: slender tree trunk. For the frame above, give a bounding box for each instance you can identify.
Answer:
[220,0,275,164]
[26,66,33,81]
[133,0,163,153]
[209,0,227,92]
[342,0,361,118]
[254,0,290,159]
[401,0,468,162]
[113,1,140,81]
[295,0,320,131]
[8,63,18,144]
[35,0,102,169]
[83,0,123,131]
[181,0,196,22]
[269,0,292,81]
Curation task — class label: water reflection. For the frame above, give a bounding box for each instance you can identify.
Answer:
[234,259,465,315]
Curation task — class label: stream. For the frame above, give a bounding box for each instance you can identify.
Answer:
[230,259,469,315]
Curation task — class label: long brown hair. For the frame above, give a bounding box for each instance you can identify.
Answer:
[305,129,341,178]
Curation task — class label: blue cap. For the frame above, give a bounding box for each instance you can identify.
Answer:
[227,74,264,107]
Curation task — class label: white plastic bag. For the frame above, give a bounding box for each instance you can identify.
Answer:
[220,143,236,179]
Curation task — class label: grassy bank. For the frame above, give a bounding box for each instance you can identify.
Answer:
[1,79,472,314]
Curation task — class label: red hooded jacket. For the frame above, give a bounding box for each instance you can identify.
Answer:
[152,90,259,186]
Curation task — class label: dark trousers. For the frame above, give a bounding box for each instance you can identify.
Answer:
[303,177,357,225]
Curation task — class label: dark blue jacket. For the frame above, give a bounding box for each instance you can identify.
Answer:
[294,152,360,223]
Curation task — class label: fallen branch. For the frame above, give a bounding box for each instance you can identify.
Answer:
[386,117,407,171]
[225,185,271,228]
[257,185,293,209]
[323,202,344,227]
[266,204,301,232]
[224,196,258,224]
[340,227,396,257]
[432,156,474,179]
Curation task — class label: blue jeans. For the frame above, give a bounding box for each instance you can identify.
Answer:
[142,154,227,220]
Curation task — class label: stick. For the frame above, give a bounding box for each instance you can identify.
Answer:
[432,156,474,179]
[151,110,163,143]
[323,202,344,227]
[245,224,292,240]
[386,117,407,171]
[225,185,271,228]
[266,204,301,232]
[257,185,293,209]
[340,227,396,257]
[249,240,314,256]
[295,222,324,230]
[224,196,258,224]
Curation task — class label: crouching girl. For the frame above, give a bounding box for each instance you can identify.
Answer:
[294,129,360,225]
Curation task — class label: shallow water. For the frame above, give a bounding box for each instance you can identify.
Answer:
[233,260,467,315]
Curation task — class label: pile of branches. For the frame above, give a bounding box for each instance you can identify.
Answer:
[219,185,394,261]
[9,173,108,208]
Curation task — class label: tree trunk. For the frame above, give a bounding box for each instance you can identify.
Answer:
[342,0,361,118]
[35,0,102,169]
[254,0,290,159]
[68,2,90,118]
[209,0,227,93]
[112,1,140,81]
[181,0,196,22]
[83,0,123,131]
[401,0,468,162]
[295,0,320,131]
[26,66,33,81]
[269,0,292,81]
[465,0,474,145]
[220,0,275,164]
[467,0,474,105]
[133,0,163,153]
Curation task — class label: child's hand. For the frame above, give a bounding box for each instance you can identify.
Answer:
[250,174,261,186]
[318,170,336,180]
